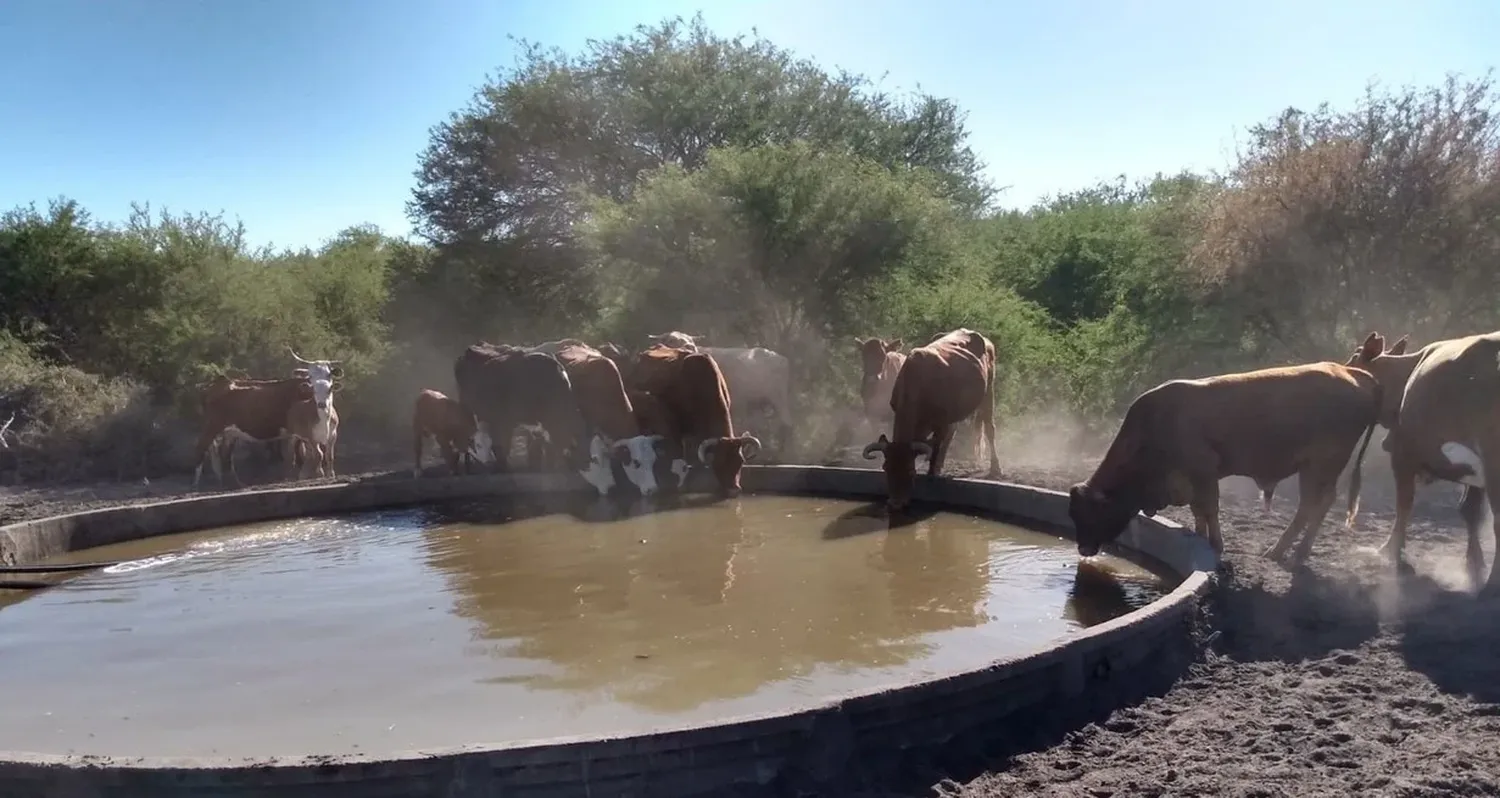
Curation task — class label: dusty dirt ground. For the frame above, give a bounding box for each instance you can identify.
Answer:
[3,435,1498,797]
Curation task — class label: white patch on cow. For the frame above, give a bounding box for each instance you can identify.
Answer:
[1442,442,1487,488]
[470,425,495,463]
[670,457,690,488]
[614,434,662,496]
[579,434,616,496]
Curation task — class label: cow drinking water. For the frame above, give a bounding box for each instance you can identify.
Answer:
[862,328,1003,511]
[1067,361,1382,562]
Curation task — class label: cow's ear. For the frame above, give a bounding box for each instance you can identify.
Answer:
[887,338,903,352]
[293,368,310,378]
[330,380,344,393]
[1388,335,1409,356]
[1358,332,1384,361]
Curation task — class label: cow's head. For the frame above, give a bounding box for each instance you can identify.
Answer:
[855,337,902,394]
[648,331,705,351]
[862,434,931,511]
[1345,331,1412,427]
[580,434,617,496]
[697,435,761,496]
[612,434,667,496]
[1068,482,1142,558]
[469,423,495,464]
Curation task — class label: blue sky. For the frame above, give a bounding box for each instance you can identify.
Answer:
[2,0,1495,251]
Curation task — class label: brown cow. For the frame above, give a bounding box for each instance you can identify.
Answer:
[627,346,761,496]
[861,329,1003,511]
[411,389,493,478]
[856,336,906,429]
[1344,330,1500,592]
[1067,361,1383,562]
[194,376,314,488]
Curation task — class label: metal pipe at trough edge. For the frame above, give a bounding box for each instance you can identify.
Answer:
[0,465,1221,798]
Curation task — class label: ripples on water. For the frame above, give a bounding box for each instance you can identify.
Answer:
[0,495,1175,758]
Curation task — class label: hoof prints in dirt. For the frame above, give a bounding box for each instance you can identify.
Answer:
[947,490,1500,798]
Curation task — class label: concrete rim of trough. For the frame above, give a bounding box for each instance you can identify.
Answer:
[0,465,1221,795]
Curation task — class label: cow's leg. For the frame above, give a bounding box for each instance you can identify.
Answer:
[1189,477,1224,554]
[1289,467,1344,565]
[930,424,956,476]
[192,426,225,489]
[1472,438,1500,595]
[1458,485,1487,590]
[412,421,426,479]
[284,436,302,481]
[325,427,338,478]
[1377,450,1420,570]
[1262,467,1335,562]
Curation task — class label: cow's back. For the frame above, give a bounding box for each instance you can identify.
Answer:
[1149,363,1379,478]
[1397,332,1500,442]
[890,334,991,431]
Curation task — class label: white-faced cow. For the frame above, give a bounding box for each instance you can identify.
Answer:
[532,339,671,496]
[1344,330,1500,593]
[862,328,1003,511]
[411,389,494,478]
[286,348,344,477]
[645,331,793,453]
[1068,361,1383,562]
[628,388,689,491]
[627,345,761,497]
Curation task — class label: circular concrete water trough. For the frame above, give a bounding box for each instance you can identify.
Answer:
[0,466,1219,798]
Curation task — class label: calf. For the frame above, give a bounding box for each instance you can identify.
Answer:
[628,346,761,496]
[862,328,1003,511]
[1068,361,1383,561]
[1345,330,1500,592]
[411,389,493,478]
[193,376,313,488]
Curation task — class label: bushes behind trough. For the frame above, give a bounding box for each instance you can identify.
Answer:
[6,21,1499,483]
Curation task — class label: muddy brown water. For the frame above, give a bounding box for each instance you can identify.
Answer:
[0,494,1175,758]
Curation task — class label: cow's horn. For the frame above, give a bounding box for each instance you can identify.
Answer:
[862,439,887,460]
[697,439,717,464]
[912,440,933,457]
[737,435,762,461]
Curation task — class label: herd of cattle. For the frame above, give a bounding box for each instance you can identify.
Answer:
[192,327,1500,593]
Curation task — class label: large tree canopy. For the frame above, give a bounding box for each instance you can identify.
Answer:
[403,14,991,343]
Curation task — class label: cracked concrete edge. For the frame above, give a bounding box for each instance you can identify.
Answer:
[0,465,1220,798]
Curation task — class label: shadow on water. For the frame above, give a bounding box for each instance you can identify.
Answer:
[819,502,939,540]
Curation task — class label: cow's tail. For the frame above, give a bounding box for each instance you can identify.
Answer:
[1345,379,1385,529]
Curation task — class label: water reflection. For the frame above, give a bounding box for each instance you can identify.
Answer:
[421,495,996,712]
